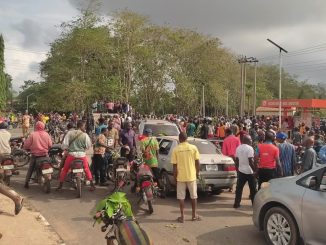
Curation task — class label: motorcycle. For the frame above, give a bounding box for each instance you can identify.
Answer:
[48,144,63,170]
[34,156,54,193]
[93,192,152,245]
[69,158,85,198]
[10,137,30,167]
[0,156,15,186]
[295,145,305,175]
[132,159,159,214]
[113,156,129,191]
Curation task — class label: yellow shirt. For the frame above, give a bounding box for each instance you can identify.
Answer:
[171,142,200,182]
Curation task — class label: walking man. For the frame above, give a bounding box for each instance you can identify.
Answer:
[234,135,257,208]
[302,137,318,172]
[22,111,30,138]
[171,132,201,223]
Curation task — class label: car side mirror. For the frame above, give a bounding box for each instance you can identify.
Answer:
[307,176,317,189]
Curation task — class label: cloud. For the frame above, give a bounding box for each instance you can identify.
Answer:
[12,19,44,49]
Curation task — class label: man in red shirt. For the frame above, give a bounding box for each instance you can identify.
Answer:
[222,127,241,161]
[256,130,283,189]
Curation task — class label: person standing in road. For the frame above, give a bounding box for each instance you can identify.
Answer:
[222,127,241,161]
[233,135,256,208]
[302,137,318,172]
[93,127,110,186]
[256,130,283,189]
[120,122,136,161]
[200,119,209,139]
[186,119,196,137]
[22,111,30,138]
[140,128,160,184]
[172,132,200,223]
[276,132,296,177]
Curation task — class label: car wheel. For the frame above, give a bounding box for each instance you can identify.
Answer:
[263,207,299,245]
[161,171,172,196]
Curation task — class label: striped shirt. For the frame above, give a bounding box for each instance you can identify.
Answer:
[278,142,296,176]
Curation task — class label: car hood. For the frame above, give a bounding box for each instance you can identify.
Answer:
[200,154,234,165]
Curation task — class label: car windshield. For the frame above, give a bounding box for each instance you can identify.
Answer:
[189,140,220,154]
[144,124,179,136]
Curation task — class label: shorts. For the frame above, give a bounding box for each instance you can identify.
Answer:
[177,181,197,200]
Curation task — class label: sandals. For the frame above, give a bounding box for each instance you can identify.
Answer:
[191,216,202,221]
[177,217,184,223]
[15,198,24,215]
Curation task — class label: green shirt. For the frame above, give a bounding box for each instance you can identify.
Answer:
[187,123,196,137]
[141,137,159,167]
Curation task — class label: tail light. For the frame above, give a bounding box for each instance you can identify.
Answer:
[223,164,236,171]
[141,181,152,189]
[2,159,14,165]
[72,162,83,169]
[41,163,52,169]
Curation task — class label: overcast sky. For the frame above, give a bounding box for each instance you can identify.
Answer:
[2,0,326,90]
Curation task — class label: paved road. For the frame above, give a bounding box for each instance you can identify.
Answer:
[8,128,266,245]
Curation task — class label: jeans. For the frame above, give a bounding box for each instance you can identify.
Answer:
[93,154,106,183]
[25,155,43,184]
[258,168,276,189]
[234,171,257,206]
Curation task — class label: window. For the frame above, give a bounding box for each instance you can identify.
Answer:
[159,140,173,155]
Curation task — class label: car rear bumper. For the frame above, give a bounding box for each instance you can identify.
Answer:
[167,172,237,191]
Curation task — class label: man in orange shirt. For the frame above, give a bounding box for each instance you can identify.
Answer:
[256,130,283,189]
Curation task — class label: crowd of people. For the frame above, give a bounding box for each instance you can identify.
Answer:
[1,109,325,223]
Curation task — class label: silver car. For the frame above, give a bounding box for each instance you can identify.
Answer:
[138,119,180,137]
[253,165,326,245]
[157,136,237,195]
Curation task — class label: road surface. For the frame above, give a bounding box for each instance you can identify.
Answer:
[9,128,266,245]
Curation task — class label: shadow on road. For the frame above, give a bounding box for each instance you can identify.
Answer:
[197,224,266,245]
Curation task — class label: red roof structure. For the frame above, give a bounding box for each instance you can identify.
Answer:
[261,99,326,109]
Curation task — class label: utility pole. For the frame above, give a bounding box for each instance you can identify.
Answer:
[202,84,205,117]
[226,90,229,117]
[267,39,288,128]
[252,58,259,116]
[26,93,34,114]
[238,56,257,116]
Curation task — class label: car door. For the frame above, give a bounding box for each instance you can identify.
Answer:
[158,139,174,173]
[301,167,326,244]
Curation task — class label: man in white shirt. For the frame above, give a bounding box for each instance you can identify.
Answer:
[0,119,24,215]
[233,134,257,208]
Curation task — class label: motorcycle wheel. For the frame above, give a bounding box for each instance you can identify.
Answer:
[4,175,11,186]
[295,164,302,175]
[107,165,114,182]
[51,155,62,170]
[76,177,82,198]
[147,200,153,214]
[43,176,51,194]
[107,237,118,245]
[12,150,30,167]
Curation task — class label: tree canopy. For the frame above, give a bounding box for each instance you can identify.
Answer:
[11,10,326,115]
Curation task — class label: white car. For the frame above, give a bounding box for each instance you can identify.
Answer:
[138,119,180,136]
[157,136,237,195]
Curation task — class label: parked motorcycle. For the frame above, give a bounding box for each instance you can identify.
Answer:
[10,137,30,167]
[34,157,54,193]
[93,192,152,245]
[295,145,305,175]
[0,156,15,186]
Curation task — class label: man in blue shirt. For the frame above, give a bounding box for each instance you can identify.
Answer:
[95,117,107,136]
[276,132,296,176]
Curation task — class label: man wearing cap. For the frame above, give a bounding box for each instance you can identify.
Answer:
[140,128,160,183]
[276,132,296,177]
